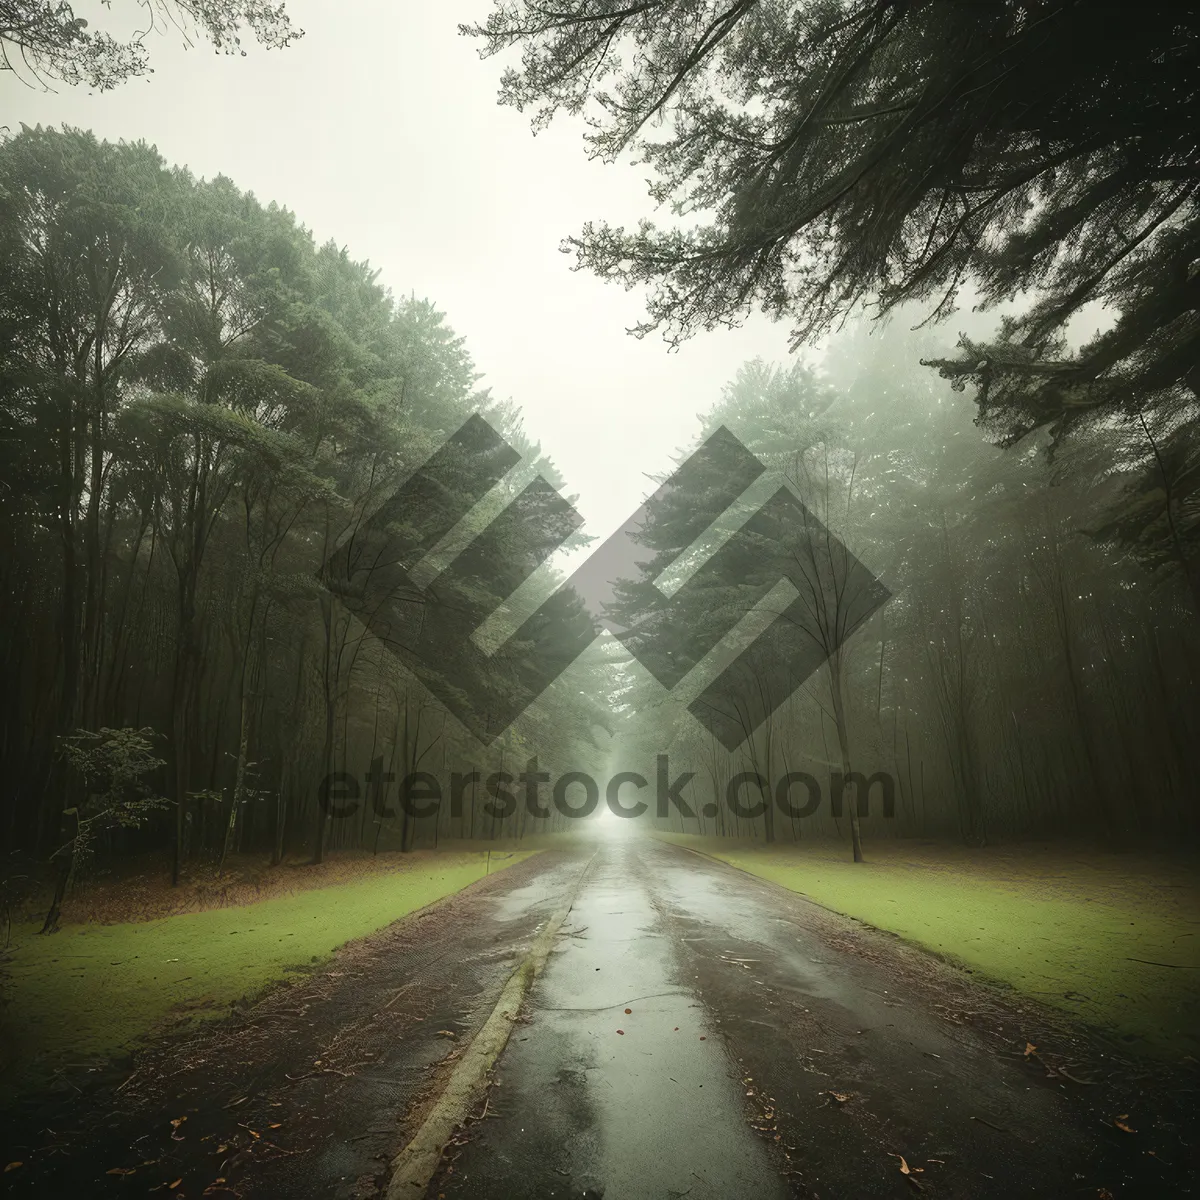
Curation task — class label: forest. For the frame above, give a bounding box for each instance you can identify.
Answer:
[0,5,1197,1198]
[1,81,1198,919]
[0,126,613,918]
[610,322,1200,854]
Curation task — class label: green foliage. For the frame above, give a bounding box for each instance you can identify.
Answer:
[0,1,300,90]
[55,727,171,879]
[468,0,1200,593]
[0,125,606,867]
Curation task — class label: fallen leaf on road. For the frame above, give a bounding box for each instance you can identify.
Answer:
[437,1030,457,1039]
[5,1162,23,1172]
[888,1153,925,1187]
[1113,1115,1136,1134]
[616,1029,625,1035]
[699,1036,706,1041]
[107,1167,137,1176]
[826,1092,851,1104]
[1023,1042,1037,1058]
[170,1179,183,1189]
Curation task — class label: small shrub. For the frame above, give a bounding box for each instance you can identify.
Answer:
[42,728,171,933]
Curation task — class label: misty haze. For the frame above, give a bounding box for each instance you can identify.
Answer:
[0,4,1196,1199]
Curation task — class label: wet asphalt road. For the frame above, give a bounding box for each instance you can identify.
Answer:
[436,834,790,1200]
[3,833,1191,1199]
[428,831,1184,1200]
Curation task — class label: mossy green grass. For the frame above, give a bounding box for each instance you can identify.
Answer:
[0,849,534,1095]
[657,833,1200,1058]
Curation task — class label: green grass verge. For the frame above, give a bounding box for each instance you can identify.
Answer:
[0,850,534,1095]
[658,833,1200,1058]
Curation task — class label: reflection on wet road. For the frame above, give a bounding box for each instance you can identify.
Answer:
[446,835,788,1198]
[434,832,1110,1200]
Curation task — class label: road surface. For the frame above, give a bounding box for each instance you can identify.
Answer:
[2,830,1191,1198]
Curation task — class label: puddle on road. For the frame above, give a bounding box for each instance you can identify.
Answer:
[488,861,580,922]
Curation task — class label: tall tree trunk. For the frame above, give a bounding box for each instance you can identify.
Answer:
[222,595,264,872]
[80,366,105,729]
[45,382,82,854]
[171,579,198,886]
[312,594,339,865]
[829,654,863,863]
[313,685,334,865]
[221,667,253,873]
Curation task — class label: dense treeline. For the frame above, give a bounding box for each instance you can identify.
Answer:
[0,125,606,888]
[2,100,1197,894]
[464,0,1200,853]
[610,315,1200,848]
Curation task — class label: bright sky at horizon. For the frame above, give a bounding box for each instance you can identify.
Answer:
[0,0,804,537]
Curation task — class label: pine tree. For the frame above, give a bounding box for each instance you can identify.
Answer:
[468,1,1200,589]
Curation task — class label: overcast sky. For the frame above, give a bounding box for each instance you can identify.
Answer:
[1,0,802,536]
